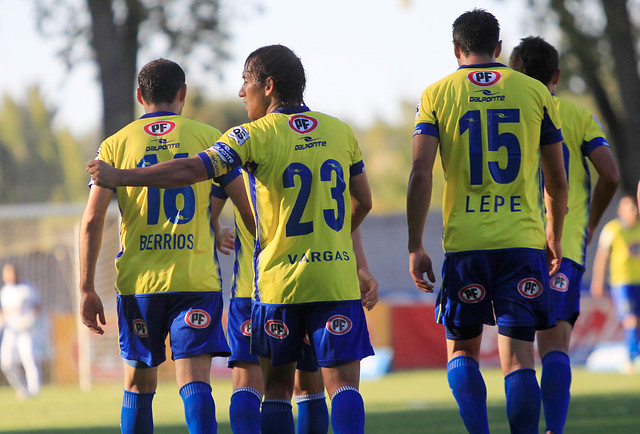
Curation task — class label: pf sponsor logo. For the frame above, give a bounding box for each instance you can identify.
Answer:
[550,273,569,292]
[143,120,176,136]
[326,315,352,335]
[265,320,289,339]
[241,319,252,337]
[467,70,502,87]
[185,309,211,329]
[289,115,318,134]
[132,319,149,338]
[518,278,543,298]
[459,284,486,303]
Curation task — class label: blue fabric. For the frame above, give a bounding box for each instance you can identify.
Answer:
[447,356,489,434]
[179,381,216,434]
[504,369,541,434]
[121,390,154,434]
[625,327,640,361]
[330,388,364,434]
[296,395,329,434]
[261,400,294,434]
[541,351,571,434]
[229,388,261,434]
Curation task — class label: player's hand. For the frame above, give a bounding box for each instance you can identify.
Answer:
[545,239,562,276]
[87,160,120,189]
[80,290,106,335]
[359,267,379,311]
[216,226,235,255]
[590,282,606,299]
[409,248,436,293]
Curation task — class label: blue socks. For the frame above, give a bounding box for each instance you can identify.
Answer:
[541,351,571,434]
[447,356,489,434]
[295,392,329,434]
[230,387,262,434]
[121,390,155,434]
[179,381,216,434]
[261,399,294,434]
[624,327,640,361]
[330,386,365,434]
[504,368,541,434]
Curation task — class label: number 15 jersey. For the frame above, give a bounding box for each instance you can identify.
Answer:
[414,63,563,254]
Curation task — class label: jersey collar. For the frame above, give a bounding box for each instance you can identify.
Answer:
[458,62,506,70]
[140,111,177,119]
[272,105,310,115]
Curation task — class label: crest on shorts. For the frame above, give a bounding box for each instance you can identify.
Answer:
[143,120,176,136]
[265,320,289,339]
[550,273,569,292]
[132,319,149,338]
[241,319,252,337]
[289,115,318,134]
[458,284,486,304]
[467,70,502,87]
[518,278,543,298]
[185,309,211,329]
[326,315,352,335]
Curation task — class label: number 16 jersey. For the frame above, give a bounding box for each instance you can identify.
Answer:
[414,63,563,254]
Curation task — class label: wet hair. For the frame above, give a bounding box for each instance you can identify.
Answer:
[510,36,559,85]
[452,9,500,57]
[244,45,306,107]
[137,59,185,105]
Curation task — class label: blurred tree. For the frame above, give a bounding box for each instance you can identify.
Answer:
[526,0,640,193]
[34,0,231,139]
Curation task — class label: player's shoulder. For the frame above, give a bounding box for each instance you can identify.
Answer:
[555,96,591,117]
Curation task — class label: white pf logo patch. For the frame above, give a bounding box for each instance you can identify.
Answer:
[326,315,352,335]
[241,319,252,337]
[458,284,486,304]
[518,278,543,298]
[143,120,176,136]
[185,309,211,329]
[265,320,289,339]
[467,70,502,87]
[550,273,569,292]
[289,115,318,134]
[132,319,149,338]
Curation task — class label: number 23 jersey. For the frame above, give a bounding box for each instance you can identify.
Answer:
[199,106,364,305]
[414,63,563,254]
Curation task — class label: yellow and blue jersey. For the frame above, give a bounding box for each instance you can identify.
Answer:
[554,96,609,266]
[198,106,363,305]
[598,219,640,286]
[414,63,563,254]
[96,111,224,295]
[230,169,257,299]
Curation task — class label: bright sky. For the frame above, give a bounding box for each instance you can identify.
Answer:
[1,0,539,136]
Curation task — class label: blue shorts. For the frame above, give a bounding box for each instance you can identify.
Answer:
[611,284,640,319]
[548,259,584,326]
[251,300,374,367]
[227,297,320,371]
[436,249,556,331]
[117,292,231,368]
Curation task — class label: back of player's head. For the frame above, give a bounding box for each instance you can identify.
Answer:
[244,45,306,107]
[510,36,559,85]
[2,263,18,285]
[452,9,500,57]
[137,59,186,105]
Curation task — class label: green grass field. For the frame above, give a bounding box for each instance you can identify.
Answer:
[0,367,638,433]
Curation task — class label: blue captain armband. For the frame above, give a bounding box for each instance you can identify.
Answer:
[197,143,242,180]
[350,160,365,176]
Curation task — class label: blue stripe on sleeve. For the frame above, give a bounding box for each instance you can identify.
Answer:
[215,166,242,188]
[197,151,216,179]
[210,183,228,199]
[414,122,439,138]
[350,160,365,177]
[581,137,609,156]
[540,107,563,146]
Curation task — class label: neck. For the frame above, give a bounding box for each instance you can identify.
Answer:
[145,102,181,115]
[458,53,497,67]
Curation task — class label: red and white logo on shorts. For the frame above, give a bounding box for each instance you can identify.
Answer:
[550,273,569,292]
[303,334,311,345]
[518,278,543,298]
[185,309,211,329]
[458,284,486,303]
[241,319,252,337]
[132,319,149,338]
[265,320,289,339]
[326,315,352,335]
[467,70,502,87]
[289,115,318,134]
[143,120,176,136]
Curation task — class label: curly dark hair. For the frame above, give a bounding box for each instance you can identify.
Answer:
[452,9,500,57]
[137,59,185,105]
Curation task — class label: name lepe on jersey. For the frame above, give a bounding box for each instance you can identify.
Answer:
[465,194,522,213]
[287,250,351,264]
[139,233,195,251]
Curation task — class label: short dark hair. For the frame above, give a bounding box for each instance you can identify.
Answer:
[452,9,500,57]
[137,59,185,105]
[509,36,559,86]
[244,45,306,107]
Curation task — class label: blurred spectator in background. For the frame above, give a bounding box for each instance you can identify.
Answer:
[0,263,41,399]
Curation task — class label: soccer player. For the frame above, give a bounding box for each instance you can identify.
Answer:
[78,58,254,434]
[0,263,41,399]
[591,194,640,374]
[406,9,568,434]
[87,45,374,434]
[510,36,619,434]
